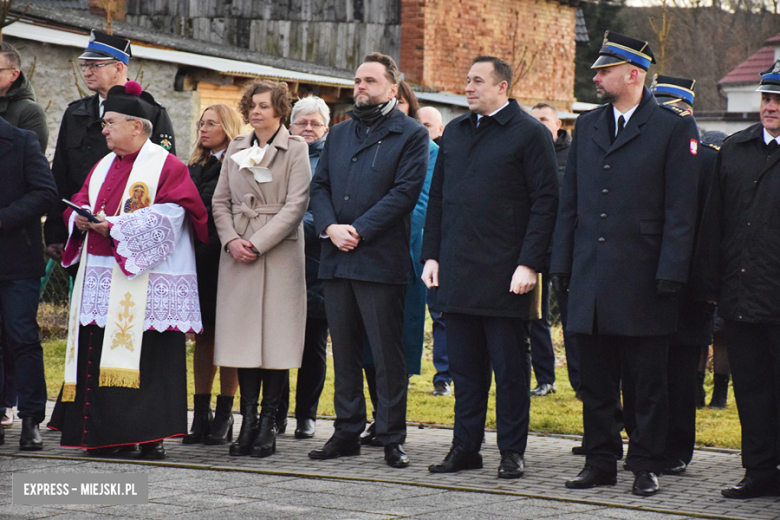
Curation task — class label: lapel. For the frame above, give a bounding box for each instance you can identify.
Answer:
[590,106,613,154]
[730,124,780,180]
[594,89,657,157]
[258,125,291,169]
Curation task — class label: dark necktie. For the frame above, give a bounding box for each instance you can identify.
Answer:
[616,115,625,137]
[768,140,779,155]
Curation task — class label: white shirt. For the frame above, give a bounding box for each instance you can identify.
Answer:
[612,104,639,136]
[211,149,225,160]
[476,101,510,126]
[763,128,780,146]
[98,96,106,117]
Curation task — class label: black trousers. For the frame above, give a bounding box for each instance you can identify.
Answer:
[665,343,703,465]
[279,317,329,421]
[725,320,780,479]
[447,313,531,454]
[577,333,668,474]
[324,279,407,446]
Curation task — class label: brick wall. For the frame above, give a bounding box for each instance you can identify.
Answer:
[401,0,576,110]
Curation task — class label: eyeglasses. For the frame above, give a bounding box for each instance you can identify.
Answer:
[100,118,131,130]
[292,121,325,128]
[197,120,223,129]
[79,61,118,73]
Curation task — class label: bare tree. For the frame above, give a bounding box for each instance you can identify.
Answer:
[90,0,127,35]
[510,10,540,88]
[0,0,29,41]
[648,0,673,73]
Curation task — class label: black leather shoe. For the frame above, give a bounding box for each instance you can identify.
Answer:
[295,418,316,439]
[19,417,43,451]
[428,444,483,473]
[138,441,165,460]
[229,403,259,456]
[722,475,780,499]
[565,466,617,489]
[498,451,524,479]
[571,445,587,455]
[632,471,660,496]
[309,436,361,460]
[662,458,687,476]
[0,423,5,446]
[360,421,376,445]
[384,443,410,468]
[277,416,288,435]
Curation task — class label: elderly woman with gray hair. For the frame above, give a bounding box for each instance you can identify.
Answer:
[277,95,331,439]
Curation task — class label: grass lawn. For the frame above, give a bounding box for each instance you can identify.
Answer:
[42,322,741,449]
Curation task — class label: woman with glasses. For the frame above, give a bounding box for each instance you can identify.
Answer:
[212,80,310,458]
[183,104,243,446]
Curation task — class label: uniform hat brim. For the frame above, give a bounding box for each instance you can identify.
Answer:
[757,83,780,94]
[78,50,118,61]
[591,55,628,69]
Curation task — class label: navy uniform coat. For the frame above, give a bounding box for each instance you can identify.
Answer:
[421,100,560,318]
[44,93,176,246]
[671,140,718,345]
[550,88,700,336]
[0,117,57,281]
[310,109,429,285]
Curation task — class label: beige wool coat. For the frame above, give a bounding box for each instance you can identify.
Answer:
[212,126,311,369]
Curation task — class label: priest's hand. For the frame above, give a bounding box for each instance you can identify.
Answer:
[510,265,537,295]
[88,219,110,237]
[227,238,259,264]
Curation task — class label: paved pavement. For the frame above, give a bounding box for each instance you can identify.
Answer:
[0,402,778,520]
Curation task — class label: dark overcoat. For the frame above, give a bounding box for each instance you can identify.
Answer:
[550,89,700,336]
[310,108,429,285]
[671,140,718,346]
[0,117,57,281]
[421,100,559,318]
[694,123,780,324]
[189,155,223,327]
[44,93,176,245]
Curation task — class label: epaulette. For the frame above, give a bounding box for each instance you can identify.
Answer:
[702,141,720,151]
[660,103,691,117]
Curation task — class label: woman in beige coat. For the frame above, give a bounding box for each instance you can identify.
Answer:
[212,80,310,458]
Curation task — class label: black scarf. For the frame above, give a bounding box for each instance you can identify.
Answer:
[350,98,397,130]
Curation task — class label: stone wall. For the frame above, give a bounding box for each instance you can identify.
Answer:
[9,37,198,161]
[401,0,577,110]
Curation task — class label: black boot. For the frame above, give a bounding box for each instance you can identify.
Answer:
[19,417,43,451]
[251,411,277,458]
[696,371,706,409]
[229,401,258,456]
[183,394,212,444]
[709,373,730,409]
[204,395,234,445]
[0,420,5,445]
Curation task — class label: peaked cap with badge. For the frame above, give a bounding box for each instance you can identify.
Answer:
[651,75,695,107]
[757,60,780,94]
[591,31,656,71]
[79,30,132,65]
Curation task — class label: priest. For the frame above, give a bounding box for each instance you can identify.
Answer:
[47,81,208,459]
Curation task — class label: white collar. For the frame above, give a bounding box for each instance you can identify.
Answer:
[613,103,639,126]
[211,149,225,160]
[763,128,780,145]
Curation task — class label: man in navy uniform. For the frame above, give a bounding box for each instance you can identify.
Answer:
[551,32,700,496]
[695,61,780,499]
[621,76,717,477]
[45,30,176,262]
